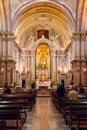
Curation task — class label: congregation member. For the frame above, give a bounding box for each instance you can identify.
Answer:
[4,86,11,94]
[68,86,78,101]
[57,79,66,97]
[79,86,85,94]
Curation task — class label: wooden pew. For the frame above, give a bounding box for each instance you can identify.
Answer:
[0,100,28,121]
[77,111,87,130]
[69,105,87,130]
[61,99,87,127]
[1,92,36,110]
[0,91,36,129]
[59,95,87,114]
[0,104,23,130]
[52,92,87,129]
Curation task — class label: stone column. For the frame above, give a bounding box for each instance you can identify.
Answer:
[51,50,57,82]
[72,32,87,86]
[83,34,87,86]
[0,0,16,86]
[28,55,31,87]
[0,32,15,85]
[30,50,35,81]
[56,55,59,82]
[0,35,2,58]
[71,34,81,86]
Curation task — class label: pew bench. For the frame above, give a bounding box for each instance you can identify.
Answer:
[77,112,87,130]
[60,99,87,128]
[1,92,36,110]
[68,105,87,129]
[0,104,23,130]
[0,100,28,121]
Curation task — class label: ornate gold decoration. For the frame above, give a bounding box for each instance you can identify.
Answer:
[36,44,50,70]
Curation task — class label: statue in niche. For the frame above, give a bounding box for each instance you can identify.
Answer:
[36,44,50,80]
[39,55,47,70]
[22,66,25,73]
[61,66,65,74]
[36,44,50,70]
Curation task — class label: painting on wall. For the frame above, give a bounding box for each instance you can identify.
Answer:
[37,30,49,39]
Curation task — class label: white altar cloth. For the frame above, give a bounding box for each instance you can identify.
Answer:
[36,80,51,89]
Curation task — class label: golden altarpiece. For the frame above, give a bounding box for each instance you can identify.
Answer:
[0,32,84,88]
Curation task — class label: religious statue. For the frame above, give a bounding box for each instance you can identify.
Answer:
[39,56,47,70]
[22,66,25,73]
[61,66,65,74]
[39,74,47,81]
[36,44,50,71]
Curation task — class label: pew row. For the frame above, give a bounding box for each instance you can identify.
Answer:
[1,91,36,110]
[0,91,37,129]
[0,104,23,130]
[59,98,87,130]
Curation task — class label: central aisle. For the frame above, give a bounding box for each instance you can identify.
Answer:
[22,97,70,130]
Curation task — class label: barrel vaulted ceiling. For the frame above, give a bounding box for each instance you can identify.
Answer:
[11,0,77,50]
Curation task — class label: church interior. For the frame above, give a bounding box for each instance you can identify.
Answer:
[0,0,87,130]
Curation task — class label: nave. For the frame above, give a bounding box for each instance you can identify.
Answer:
[22,97,70,130]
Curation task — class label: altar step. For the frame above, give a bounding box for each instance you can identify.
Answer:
[37,89,51,97]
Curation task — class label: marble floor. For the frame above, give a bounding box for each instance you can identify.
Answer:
[22,97,70,130]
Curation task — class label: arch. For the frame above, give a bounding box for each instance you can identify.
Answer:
[13,1,75,28]
[0,0,12,32]
[76,0,85,31]
[12,1,75,50]
[0,1,6,31]
[34,35,52,50]
[81,0,87,30]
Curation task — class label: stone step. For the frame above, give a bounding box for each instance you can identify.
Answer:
[37,90,51,97]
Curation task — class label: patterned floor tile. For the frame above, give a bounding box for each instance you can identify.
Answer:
[22,97,70,130]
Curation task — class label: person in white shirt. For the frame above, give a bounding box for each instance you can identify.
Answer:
[68,87,78,101]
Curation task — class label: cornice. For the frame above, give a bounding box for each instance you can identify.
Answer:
[71,59,87,63]
[73,31,87,36]
[0,31,14,36]
[0,59,16,63]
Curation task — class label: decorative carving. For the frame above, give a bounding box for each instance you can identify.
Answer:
[36,44,50,70]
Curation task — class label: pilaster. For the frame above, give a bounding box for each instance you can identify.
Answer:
[29,50,35,81]
[0,32,15,85]
[51,50,57,82]
[71,32,87,86]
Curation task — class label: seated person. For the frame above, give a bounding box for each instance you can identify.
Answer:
[68,87,78,100]
[79,86,85,94]
[4,86,11,94]
[31,82,35,89]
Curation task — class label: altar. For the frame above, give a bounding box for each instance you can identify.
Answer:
[36,80,51,89]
